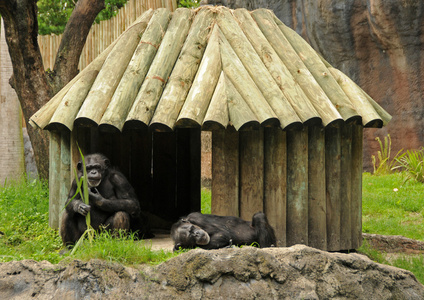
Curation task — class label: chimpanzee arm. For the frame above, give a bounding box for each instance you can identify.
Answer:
[64,179,91,217]
[89,171,140,217]
[202,232,233,249]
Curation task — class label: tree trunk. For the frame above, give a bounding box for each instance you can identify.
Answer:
[0,0,105,180]
[0,19,25,185]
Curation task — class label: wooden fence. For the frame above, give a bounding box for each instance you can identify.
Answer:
[38,0,177,71]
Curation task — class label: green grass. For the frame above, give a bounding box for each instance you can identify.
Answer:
[362,172,424,240]
[1,174,424,283]
[0,179,177,265]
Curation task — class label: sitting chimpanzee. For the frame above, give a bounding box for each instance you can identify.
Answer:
[171,211,276,251]
[60,153,152,246]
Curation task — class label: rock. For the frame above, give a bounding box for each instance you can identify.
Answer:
[1,245,423,299]
[363,233,424,254]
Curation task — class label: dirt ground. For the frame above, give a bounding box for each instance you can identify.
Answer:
[143,232,174,252]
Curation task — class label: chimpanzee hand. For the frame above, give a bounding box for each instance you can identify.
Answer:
[89,188,105,207]
[77,202,91,216]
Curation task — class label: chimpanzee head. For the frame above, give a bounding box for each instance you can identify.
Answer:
[77,153,111,188]
[171,219,210,251]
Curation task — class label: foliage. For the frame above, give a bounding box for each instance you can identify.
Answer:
[371,134,403,176]
[37,0,129,35]
[177,0,200,8]
[394,148,424,184]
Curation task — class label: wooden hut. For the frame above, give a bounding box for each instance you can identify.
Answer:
[30,6,391,251]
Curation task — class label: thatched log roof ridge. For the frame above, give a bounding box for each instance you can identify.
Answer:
[29,6,391,132]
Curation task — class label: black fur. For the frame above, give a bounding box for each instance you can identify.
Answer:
[171,212,276,251]
[60,153,152,246]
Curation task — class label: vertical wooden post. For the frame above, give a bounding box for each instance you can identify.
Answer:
[264,127,287,247]
[49,131,61,229]
[190,128,201,212]
[211,127,239,217]
[308,125,327,250]
[351,124,363,249]
[325,125,341,251]
[239,129,264,221]
[340,123,353,250]
[286,126,308,246]
[58,130,71,230]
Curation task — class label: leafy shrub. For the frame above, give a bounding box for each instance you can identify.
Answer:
[395,148,424,183]
[371,134,403,175]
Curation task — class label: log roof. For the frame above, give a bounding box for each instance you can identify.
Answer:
[29,6,391,132]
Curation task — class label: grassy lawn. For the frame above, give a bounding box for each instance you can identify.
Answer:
[0,173,423,283]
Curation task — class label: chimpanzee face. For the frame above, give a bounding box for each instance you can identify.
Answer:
[174,222,210,247]
[77,154,110,188]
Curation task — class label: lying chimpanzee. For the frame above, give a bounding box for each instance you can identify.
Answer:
[171,212,276,251]
[60,153,152,246]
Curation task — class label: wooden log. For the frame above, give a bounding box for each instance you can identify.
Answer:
[308,125,327,250]
[274,15,359,122]
[126,8,193,128]
[58,130,71,230]
[286,126,308,246]
[211,127,239,217]
[239,129,264,221]
[218,8,301,130]
[226,74,259,131]
[328,66,385,127]
[264,127,287,247]
[251,9,342,127]
[351,124,363,249]
[219,27,279,127]
[150,8,215,131]
[202,71,229,131]
[174,23,221,128]
[100,9,172,131]
[319,55,392,126]
[190,128,201,213]
[233,9,320,125]
[49,131,61,229]
[325,125,341,251]
[30,38,115,129]
[29,9,154,130]
[48,70,99,131]
[340,123,352,250]
[77,10,154,126]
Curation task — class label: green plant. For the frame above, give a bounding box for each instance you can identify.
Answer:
[371,134,403,175]
[394,148,424,183]
[67,149,95,255]
[178,0,200,8]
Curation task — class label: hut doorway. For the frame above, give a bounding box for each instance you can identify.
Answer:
[69,126,201,228]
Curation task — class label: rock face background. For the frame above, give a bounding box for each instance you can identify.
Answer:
[202,0,424,171]
[1,245,423,299]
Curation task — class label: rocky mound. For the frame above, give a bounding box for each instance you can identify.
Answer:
[1,245,423,299]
